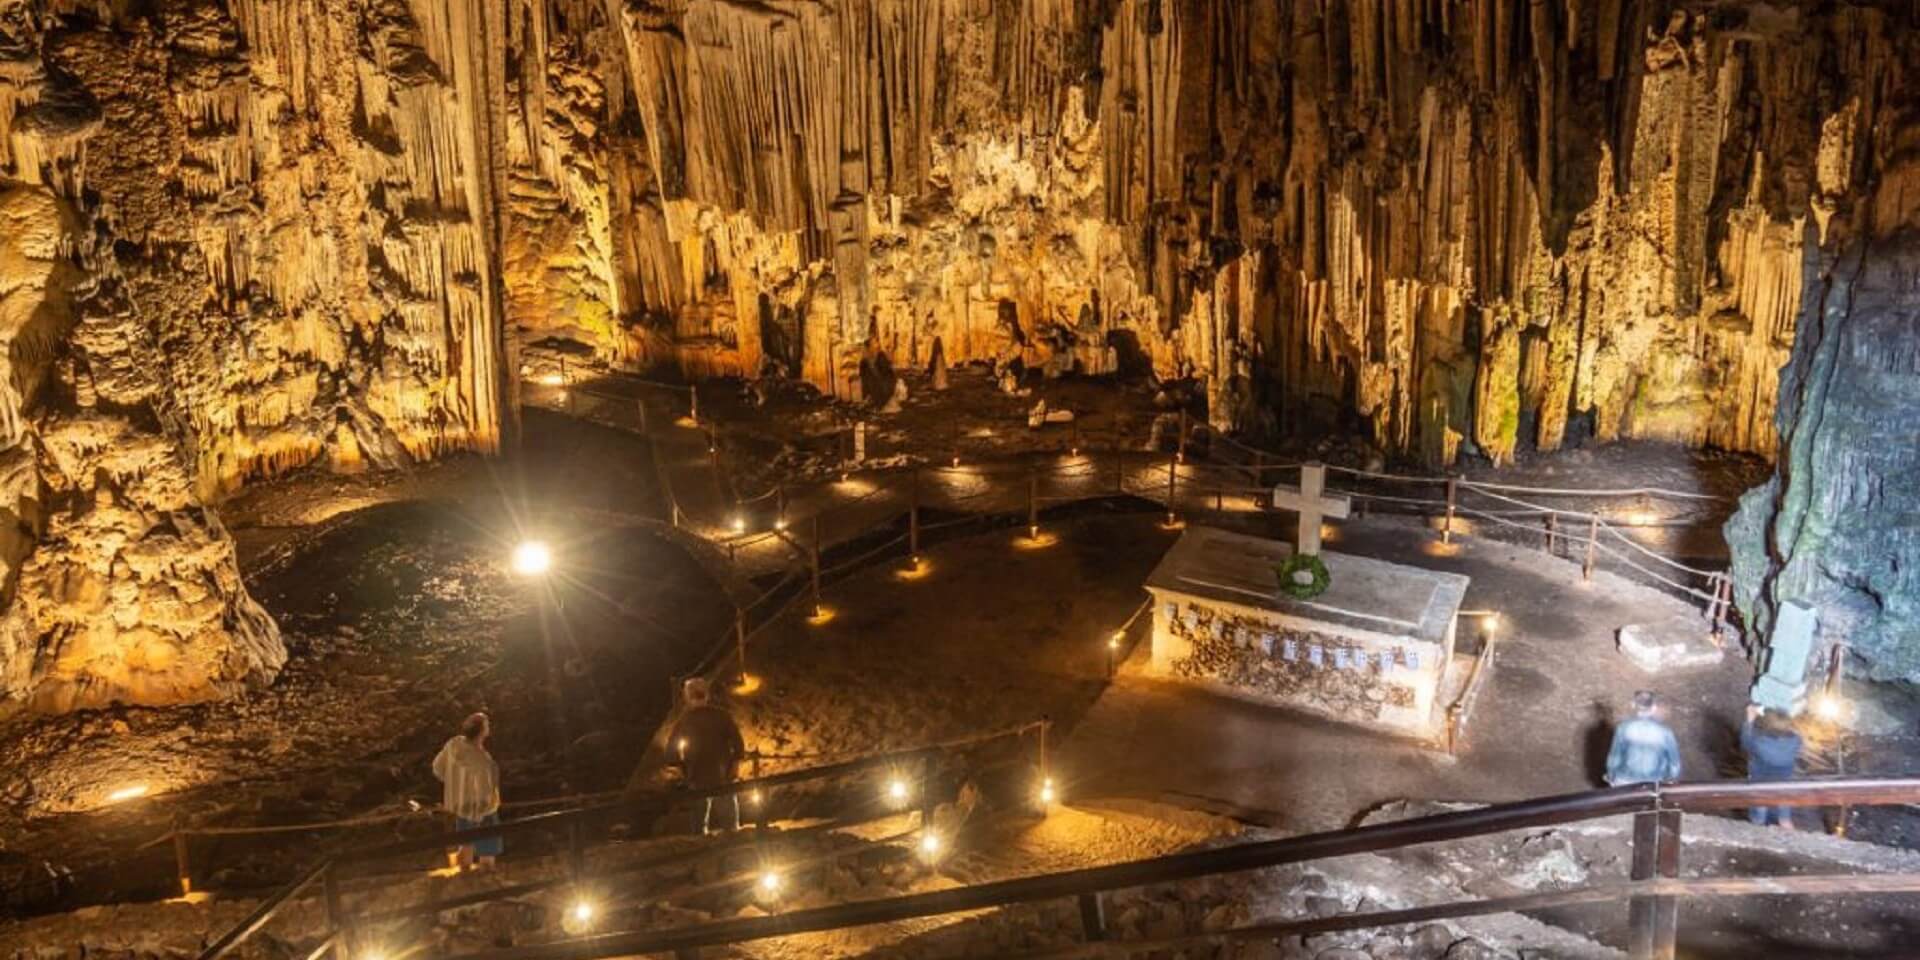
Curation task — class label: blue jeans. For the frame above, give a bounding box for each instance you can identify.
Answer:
[456,813,503,858]
[1747,806,1795,828]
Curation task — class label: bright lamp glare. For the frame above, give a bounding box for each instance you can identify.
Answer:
[1039,778,1056,805]
[758,870,783,894]
[731,515,746,533]
[887,778,909,803]
[920,833,942,855]
[570,900,594,924]
[1815,694,1845,721]
[106,783,150,803]
[511,540,553,576]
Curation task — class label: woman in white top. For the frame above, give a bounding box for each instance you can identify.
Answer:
[432,712,502,871]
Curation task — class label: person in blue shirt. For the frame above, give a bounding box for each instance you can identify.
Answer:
[1741,704,1804,828]
[1605,690,1682,786]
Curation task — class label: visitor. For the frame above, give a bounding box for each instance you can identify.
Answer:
[671,678,746,834]
[1604,690,1682,786]
[432,711,502,871]
[1741,704,1804,828]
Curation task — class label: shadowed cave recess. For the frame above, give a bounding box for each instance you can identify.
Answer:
[0,0,1917,957]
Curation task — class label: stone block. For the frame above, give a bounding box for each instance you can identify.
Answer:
[1618,615,1724,673]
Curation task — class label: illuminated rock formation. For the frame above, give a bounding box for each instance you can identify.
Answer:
[1,0,1914,709]
[504,1,1903,468]
[1725,30,1920,682]
[0,0,511,711]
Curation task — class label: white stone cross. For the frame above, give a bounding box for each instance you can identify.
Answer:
[1271,462,1351,556]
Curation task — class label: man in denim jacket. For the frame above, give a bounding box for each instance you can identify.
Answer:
[1605,690,1682,786]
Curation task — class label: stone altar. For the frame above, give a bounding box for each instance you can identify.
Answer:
[1144,526,1471,739]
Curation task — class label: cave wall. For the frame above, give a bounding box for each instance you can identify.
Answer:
[504,0,1896,468]
[0,0,511,712]
[0,0,1912,710]
[1725,30,1920,683]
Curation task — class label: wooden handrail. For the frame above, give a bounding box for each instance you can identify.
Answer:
[194,721,1047,960]
[197,859,331,960]
[446,776,1920,960]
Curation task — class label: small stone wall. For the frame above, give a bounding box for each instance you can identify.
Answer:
[1151,598,1440,737]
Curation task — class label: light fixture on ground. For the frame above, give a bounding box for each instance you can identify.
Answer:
[511,540,553,577]
[569,899,595,926]
[746,788,764,806]
[757,870,783,896]
[1038,777,1057,806]
[731,514,746,534]
[919,832,942,858]
[886,777,910,804]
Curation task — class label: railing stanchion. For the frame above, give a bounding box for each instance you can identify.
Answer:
[173,831,193,897]
[1077,891,1109,941]
[1584,515,1599,581]
[810,515,823,617]
[776,482,787,531]
[1176,410,1188,463]
[637,396,648,435]
[1027,466,1039,536]
[909,469,920,561]
[919,753,937,831]
[689,383,699,425]
[735,608,749,681]
[1443,476,1459,543]
[1165,457,1177,524]
[322,861,342,935]
[1545,512,1558,554]
[1628,809,1682,960]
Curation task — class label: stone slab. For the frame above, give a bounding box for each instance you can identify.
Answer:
[1147,526,1467,645]
[1618,614,1725,673]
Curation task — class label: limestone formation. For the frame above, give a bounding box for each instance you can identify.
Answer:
[1,1,1916,708]
[1,0,512,711]
[497,1,1912,470]
[1725,30,1920,682]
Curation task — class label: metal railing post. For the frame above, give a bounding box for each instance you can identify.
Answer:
[173,831,193,897]
[1165,457,1177,523]
[1545,512,1558,554]
[810,515,823,617]
[1027,467,1039,536]
[1077,892,1109,941]
[637,396,648,435]
[322,862,342,936]
[1443,476,1459,543]
[1628,809,1682,960]
[735,608,749,680]
[689,383,699,425]
[919,754,937,831]
[909,469,920,561]
[1176,410,1188,462]
[1584,515,1599,581]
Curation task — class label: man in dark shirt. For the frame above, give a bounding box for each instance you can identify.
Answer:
[1741,704,1804,828]
[671,678,746,834]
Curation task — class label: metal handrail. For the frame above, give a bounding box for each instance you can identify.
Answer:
[445,776,1920,960]
[195,720,1047,960]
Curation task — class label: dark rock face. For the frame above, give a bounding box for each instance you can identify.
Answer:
[1725,51,1920,681]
